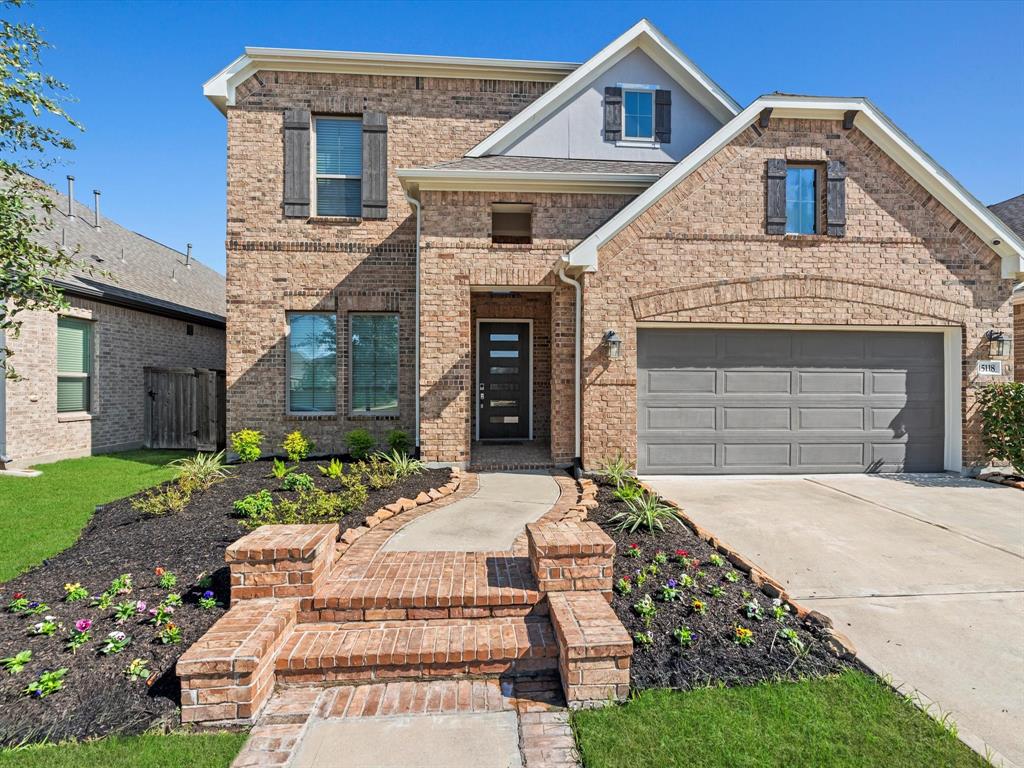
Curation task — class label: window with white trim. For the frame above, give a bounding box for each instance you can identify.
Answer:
[287,313,337,413]
[56,317,92,413]
[623,89,655,140]
[350,313,399,415]
[314,117,362,217]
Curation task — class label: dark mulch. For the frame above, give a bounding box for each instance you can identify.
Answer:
[0,458,447,745]
[589,485,856,691]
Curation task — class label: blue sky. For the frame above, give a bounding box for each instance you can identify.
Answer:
[16,0,1024,275]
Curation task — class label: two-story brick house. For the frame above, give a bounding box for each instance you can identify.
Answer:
[205,19,1022,475]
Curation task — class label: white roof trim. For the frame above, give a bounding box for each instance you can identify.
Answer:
[465,19,741,158]
[397,167,660,195]
[568,95,1024,279]
[203,48,578,114]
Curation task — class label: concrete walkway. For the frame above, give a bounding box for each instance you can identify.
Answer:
[644,473,1024,768]
[383,471,560,552]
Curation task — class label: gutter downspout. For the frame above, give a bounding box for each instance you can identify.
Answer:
[405,192,422,454]
[556,261,582,469]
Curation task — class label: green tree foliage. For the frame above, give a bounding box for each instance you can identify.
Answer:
[1,0,83,378]
[976,382,1024,474]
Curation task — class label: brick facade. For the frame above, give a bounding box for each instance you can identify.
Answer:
[1015,295,1023,381]
[580,119,1016,470]
[3,297,225,467]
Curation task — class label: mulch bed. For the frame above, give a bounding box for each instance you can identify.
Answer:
[0,458,447,745]
[589,485,856,691]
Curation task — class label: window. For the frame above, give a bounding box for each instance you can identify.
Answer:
[287,313,337,413]
[56,317,91,413]
[350,314,399,415]
[491,203,532,244]
[623,89,654,140]
[786,166,818,234]
[314,117,361,217]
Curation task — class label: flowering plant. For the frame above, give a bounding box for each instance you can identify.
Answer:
[149,604,174,627]
[708,553,726,568]
[690,598,707,616]
[633,595,657,627]
[163,593,183,608]
[158,622,182,644]
[30,616,60,637]
[113,601,137,623]
[125,657,151,682]
[90,593,113,610]
[198,590,218,610]
[772,598,791,622]
[707,585,725,599]
[63,583,88,602]
[660,579,681,602]
[24,601,49,616]
[633,631,654,647]
[67,619,92,653]
[100,631,131,655]
[652,551,668,566]
[743,599,765,622]
[156,569,177,590]
[724,570,741,583]
[614,577,632,597]
[625,543,643,559]
[673,549,689,565]
[673,626,694,648]
[733,625,754,647]
[7,594,30,613]
[24,668,67,698]
[678,574,695,589]
[108,574,133,595]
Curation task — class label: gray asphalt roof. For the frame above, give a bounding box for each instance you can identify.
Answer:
[23,178,225,324]
[989,194,1024,241]
[422,155,677,176]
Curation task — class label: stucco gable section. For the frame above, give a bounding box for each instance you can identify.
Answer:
[568,96,1024,279]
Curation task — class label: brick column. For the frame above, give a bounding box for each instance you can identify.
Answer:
[526,520,615,594]
[226,524,336,603]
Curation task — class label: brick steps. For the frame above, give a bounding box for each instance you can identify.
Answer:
[275,616,559,685]
[302,552,541,621]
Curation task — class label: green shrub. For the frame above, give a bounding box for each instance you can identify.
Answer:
[282,472,315,493]
[610,490,680,533]
[318,458,345,479]
[613,479,644,503]
[597,454,633,488]
[131,485,191,516]
[232,489,274,519]
[375,449,424,479]
[346,429,376,460]
[238,486,365,531]
[977,382,1024,474]
[169,451,230,493]
[386,429,411,455]
[283,430,314,462]
[352,455,396,490]
[230,429,263,463]
[270,458,294,480]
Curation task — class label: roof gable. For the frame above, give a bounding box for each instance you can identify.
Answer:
[567,95,1023,280]
[466,19,740,159]
[990,194,1024,240]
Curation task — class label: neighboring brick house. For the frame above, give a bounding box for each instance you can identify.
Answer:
[0,178,226,468]
[989,194,1024,381]
[205,19,1022,475]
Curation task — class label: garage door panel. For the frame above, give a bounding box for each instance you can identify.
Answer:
[637,329,945,474]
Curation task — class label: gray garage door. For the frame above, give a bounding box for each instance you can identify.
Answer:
[637,329,945,474]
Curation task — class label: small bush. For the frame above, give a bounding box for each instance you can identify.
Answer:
[283,430,314,462]
[977,382,1024,474]
[238,486,365,530]
[282,472,315,493]
[375,449,424,479]
[170,451,230,493]
[613,479,644,503]
[232,489,274,519]
[353,455,396,490]
[610,490,681,533]
[270,458,294,480]
[131,485,191,516]
[386,429,412,455]
[346,429,376,460]
[597,454,633,488]
[230,429,263,463]
[318,458,345,479]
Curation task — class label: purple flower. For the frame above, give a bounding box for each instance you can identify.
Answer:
[136,601,147,613]
[202,590,214,600]
[667,579,678,588]
[74,619,92,632]
[109,631,126,642]
[28,601,39,609]
[148,608,157,616]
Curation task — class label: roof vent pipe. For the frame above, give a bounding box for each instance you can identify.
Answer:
[92,190,101,230]
[66,176,74,217]
[185,243,192,267]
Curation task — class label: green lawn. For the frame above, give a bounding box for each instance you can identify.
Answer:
[0,732,247,768]
[0,450,187,582]
[572,671,987,768]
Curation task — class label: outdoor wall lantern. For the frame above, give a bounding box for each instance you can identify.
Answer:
[984,329,1008,358]
[603,330,623,360]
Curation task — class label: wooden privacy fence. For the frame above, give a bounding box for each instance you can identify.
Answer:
[144,367,226,451]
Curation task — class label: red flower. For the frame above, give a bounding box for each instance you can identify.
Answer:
[154,566,165,577]
[12,592,25,599]
[629,543,640,550]
[675,550,688,557]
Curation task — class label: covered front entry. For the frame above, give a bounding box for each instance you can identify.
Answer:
[637,328,946,474]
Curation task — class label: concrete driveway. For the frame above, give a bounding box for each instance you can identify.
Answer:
[643,473,1024,768]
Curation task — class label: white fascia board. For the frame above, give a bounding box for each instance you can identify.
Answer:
[569,95,1024,278]
[202,49,578,115]
[397,168,660,195]
[466,19,740,158]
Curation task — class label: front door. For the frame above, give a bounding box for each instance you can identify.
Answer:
[478,321,530,440]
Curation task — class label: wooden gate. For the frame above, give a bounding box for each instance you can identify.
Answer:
[144,367,226,451]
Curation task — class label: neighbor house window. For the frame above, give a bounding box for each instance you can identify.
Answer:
[491,203,532,245]
[56,316,92,413]
[314,117,362,217]
[350,313,399,415]
[786,166,818,234]
[623,89,654,140]
[287,313,337,413]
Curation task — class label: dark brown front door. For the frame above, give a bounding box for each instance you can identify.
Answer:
[478,321,530,440]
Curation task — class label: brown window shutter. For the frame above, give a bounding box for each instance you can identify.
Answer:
[361,111,388,220]
[826,160,847,236]
[766,158,787,234]
[603,87,622,142]
[283,109,311,218]
[655,90,672,143]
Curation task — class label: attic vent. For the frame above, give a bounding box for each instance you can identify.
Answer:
[491,203,532,245]
[186,324,194,336]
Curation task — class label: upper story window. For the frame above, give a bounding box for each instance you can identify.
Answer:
[786,166,818,235]
[287,312,337,414]
[314,117,362,217]
[56,316,92,413]
[491,203,533,245]
[623,89,655,141]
